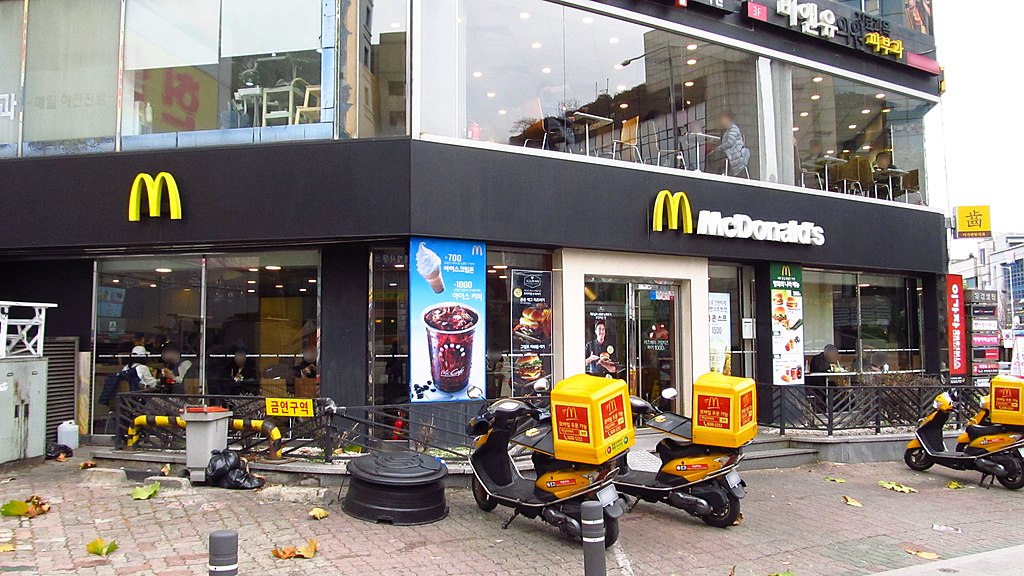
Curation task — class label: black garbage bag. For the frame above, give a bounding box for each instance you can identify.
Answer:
[205,449,242,483]
[44,443,73,460]
[217,468,265,490]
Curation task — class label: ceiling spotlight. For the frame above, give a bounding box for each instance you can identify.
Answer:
[619,103,629,109]
[616,84,626,92]
[472,71,482,78]
[842,149,851,153]
[609,37,620,44]
[247,289,255,293]
[247,267,259,272]
[154,268,172,273]
[499,275,508,279]
[149,283,158,288]
[274,284,284,289]
[541,67,551,74]
[531,42,542,49]
[686,58,697,65]
[848,124,857,129]
[684,81,694,87]
[882,107,892,113]
[487,269,496,274]
[875,93,885,99]
[811,94,820,100]
[582,16,594,24]
[308,279,317,284]
[519,11,530,19]
[792,126,799,131]
[686,43,698,50]
[826,149,835,154]
[247,280,256,284]
[299,288,307,292]
[812,76,823,82]
[112,279,120,283]
[265,265,281,271]
[799,111,809,117]
[498,109,507,115]
[861,109,871,114]
[862,144,872,150]
[486,92,495,98]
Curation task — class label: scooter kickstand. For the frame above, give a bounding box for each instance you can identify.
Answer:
[979,474,995,488]
[501,510,519,529]
[626,495,641,513]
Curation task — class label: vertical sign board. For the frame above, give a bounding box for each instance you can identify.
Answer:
[954,206,992,239]
[510,270,553,395]
[409,238,486,402]
[708,293,732,375]
[769,264,805,385]
[947,275,967,378]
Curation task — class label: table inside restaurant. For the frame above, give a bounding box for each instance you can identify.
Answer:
[570,112,613,156]
[873,168,910,200]
[686,132,720,172]
[801,155,847,191]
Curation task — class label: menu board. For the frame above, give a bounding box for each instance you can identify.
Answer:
[409,237,487,402]
[510,270,553,395]
[770,263,805,385]
[708,293,732,375]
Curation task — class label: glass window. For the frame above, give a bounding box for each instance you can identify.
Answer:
[23,0,120,155]
[204,251,319,398]
[369,248,410,405]
[0,0,21,158]
[787,66,932,204]
[346,0,408,137]
[709,264,757,380]
[421,0,764,180]
[803,270,860,370]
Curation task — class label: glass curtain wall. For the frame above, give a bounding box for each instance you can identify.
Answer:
[91,251,320,434]
[802,269,922,373]
[0,0,21,158]
[419,0,763,179]
[708,264,757,380]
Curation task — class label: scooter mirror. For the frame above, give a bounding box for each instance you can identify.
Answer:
[533,378,549,392]
[661,388,678,400]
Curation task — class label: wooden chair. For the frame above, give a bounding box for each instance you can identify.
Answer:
[260,379,289,398]
[295,378,320,398]
[608,116,642,162]
[294,84,322,124]
[262,78,308,127]
[832,157,863,194]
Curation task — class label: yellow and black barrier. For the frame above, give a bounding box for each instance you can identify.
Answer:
[124,415,283,459]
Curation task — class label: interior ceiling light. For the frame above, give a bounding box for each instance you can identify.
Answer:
[609,37,619,44]
[541,67,552,74]
[686,43,698,50]
[519,11,530,19]
[812,76,823,82]
[472,71,482,78]
[265,265,281,271]
[684,81,694,87]
[155,268,172,273]
[686,58,697,65]
[799,111,809,117]
[531,42,542,49]
[875,93,885,99]
[810,94,820,100]
[861,109,871,114]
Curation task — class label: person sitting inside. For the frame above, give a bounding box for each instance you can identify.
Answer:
[800,138,825,189]
[294,344,318,379]
[872,151,901,198]
[708,111,749,177]
[99,346,159,406]
[806,345,843,412]
[213,345,259,396]
[158,342,192,394]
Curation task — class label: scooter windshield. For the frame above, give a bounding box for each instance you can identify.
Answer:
[645,412,693,440]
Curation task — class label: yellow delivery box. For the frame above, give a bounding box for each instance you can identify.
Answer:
[990,375,1024,426]
[692,372,758,448]
[550,374,634,465]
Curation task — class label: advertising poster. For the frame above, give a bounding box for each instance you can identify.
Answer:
[770,263,805,385]
[946,275,967,376]
[708,293,732,375]
[96,286,126,317]
[409,237,486,402]
[510,270,553,395]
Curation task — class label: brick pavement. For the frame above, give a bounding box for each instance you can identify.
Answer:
[0,455,1022,576]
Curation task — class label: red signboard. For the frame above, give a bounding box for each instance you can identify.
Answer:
[947,275,967,376]
[740,391,754,426]
[972,362,1000,376]
[972,334,1001,348]
[555,405,590,443]
[746,1,768,21]
[994,386,1020,412]
[696,394,731,430]
[600,395,626,439]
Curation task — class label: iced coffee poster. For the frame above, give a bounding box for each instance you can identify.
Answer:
[769,263,805,385]
[409,238,487,402]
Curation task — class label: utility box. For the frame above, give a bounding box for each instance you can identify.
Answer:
[0,358,48,464]
[550,374,634,465]
[692,372,757,448]
[990,375,1024,426]
[181,406,232,482]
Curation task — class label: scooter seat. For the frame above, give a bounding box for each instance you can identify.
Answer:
[656,438,708,461]
[967,423,1004,440]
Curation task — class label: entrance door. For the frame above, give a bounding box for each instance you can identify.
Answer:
[584,279,680,409]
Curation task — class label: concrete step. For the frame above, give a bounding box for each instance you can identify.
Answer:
[739,447,819,471]
[745,435,793,453]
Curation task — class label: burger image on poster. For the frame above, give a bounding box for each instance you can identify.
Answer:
[416,242,444,294]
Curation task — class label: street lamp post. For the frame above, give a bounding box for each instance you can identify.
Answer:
[621,45,680,167]
[1000,263,1017,333]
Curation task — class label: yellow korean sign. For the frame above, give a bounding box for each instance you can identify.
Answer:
[955,205,992,239]
[265,398,315,418]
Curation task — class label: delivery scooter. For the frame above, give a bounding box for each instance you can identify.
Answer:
[613,389,747,527]
[467,397,628,546]
[904,391,1024,489]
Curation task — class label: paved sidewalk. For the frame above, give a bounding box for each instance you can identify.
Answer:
[0,452,1022,575]
[870,544,1024,575]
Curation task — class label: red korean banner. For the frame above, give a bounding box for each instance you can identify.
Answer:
[947,275,967,376]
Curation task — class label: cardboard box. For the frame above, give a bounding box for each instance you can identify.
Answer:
[550,374,634,465]
[990,375,1024,426]
[692,372,758,448]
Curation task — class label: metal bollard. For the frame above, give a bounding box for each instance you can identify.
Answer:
[581,501,606,576]
[208,530,238,576]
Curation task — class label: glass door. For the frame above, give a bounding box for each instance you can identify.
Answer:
[628,284,679,406]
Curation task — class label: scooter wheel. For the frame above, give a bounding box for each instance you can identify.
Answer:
[904,448,933,471]
[996,456,1024,490]
[701,493,741,528]
[472,476,498,511]
[603,515,620,548]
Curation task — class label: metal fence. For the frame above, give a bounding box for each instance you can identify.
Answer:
[757,383,989,435]
[113,393,489,461]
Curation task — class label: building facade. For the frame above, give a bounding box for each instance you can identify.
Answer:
[951,234,1024,335]
[0,0,946,433]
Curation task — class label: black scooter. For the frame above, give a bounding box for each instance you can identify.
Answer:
[468,398,628,546]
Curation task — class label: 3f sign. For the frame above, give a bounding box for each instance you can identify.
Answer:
[128,172,182,222]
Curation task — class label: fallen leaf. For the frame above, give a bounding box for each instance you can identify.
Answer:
[0,477,14,484]
[932,524,962,534]
[824,476,847,483]
[879,481,917,493]
[0,501,29,517]
[946,481,965,490]
[272,546,297,559]
[86,538,119,557]
[733,512,744,526]
[0,543,14,553]
[130,481,160,500]
[308,507,329,520]
[769,572,796,576]
[905,547,940,560]
[843,495,863,507]
[2,496,50,517]
[79,461,96,470]
[160,464,171,477]
[55,453,68,462]
[296,539,317,559]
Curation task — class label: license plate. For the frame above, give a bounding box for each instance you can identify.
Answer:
[725,470,742,488]
[596,485,619,507]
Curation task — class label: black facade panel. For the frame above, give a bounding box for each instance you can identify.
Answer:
[0,139,412,253]
[409,140,947,274]
[319,243,370,406]
[0,259,93,342]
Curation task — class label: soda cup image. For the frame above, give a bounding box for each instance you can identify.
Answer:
[423,303,479,393]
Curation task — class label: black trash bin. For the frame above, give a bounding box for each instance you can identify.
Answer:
[343,450,449,525]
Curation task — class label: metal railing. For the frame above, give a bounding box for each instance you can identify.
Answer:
[757,382,989,435]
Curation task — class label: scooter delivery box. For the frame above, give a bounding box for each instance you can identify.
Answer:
[990,375,1024,426]
[692,372,757,448]
[550,374,634,465]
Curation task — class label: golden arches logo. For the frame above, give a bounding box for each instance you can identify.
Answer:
[128,172,182,222]
[780,265,792,276]
[652,190,693,234]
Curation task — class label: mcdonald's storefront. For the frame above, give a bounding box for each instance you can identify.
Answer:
[0,138,948,432]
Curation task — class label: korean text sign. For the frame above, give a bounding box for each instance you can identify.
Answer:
[947,275,967,376]
[769,264,805,385]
